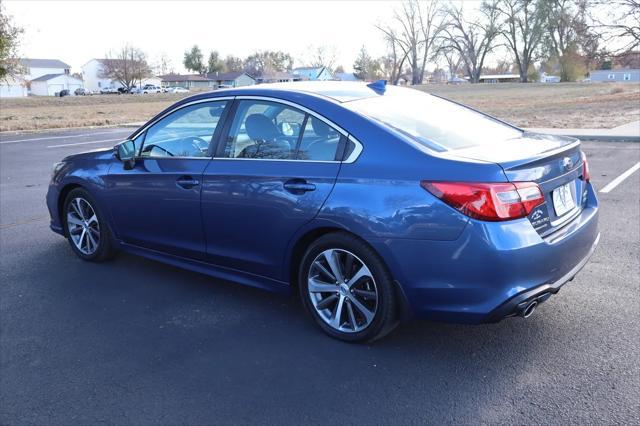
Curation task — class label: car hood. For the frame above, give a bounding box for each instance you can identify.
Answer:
[63,147,114,163]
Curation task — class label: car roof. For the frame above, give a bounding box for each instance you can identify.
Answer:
[186,81,385,104]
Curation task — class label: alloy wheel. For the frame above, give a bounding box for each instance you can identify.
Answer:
[66,197,100,255]
[307,249,378,333]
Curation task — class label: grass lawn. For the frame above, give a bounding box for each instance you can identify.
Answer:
[1,83,638,132]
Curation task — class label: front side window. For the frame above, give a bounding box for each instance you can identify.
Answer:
[140,101,228,158]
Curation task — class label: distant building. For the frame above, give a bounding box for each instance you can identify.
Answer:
[206,71,255,88]
[256,72,296,84]
[447,76,469,85]
[589,69,640,83]
[478,73,521,83]
[292,66,333,81]
[0,58,82,97]
[540,72,561,83]
[0,76,27,98]
[334,72,361,82]
[160,74,217,89]
[30,73,83,96]
[82,59,160,91]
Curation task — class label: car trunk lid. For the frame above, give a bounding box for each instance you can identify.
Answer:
[447,132,587,236]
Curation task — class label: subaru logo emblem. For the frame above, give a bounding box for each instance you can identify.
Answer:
[561,157,573,170]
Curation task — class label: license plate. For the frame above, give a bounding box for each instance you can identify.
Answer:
[552,182,576,217]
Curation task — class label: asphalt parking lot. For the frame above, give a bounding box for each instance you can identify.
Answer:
[1,127,639,424]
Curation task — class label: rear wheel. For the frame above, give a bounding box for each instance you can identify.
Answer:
[299,232,398,342]
[63,188,116,261]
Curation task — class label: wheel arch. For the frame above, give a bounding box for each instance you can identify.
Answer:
[287,225,413,321]
[58,183,83,236]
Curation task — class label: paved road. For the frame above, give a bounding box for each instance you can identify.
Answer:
[1,128,639,424]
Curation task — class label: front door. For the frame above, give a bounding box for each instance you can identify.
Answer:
[106,99,230,259]
[201,99,344,280]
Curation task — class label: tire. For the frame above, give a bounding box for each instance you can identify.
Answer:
[299,232,398,342]
[63,188,116,262]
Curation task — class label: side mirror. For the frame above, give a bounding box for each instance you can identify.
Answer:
[114,140,136,169]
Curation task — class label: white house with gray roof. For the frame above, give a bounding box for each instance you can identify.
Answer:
[1,58,79,97]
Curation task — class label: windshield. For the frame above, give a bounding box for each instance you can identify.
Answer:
[345,87,522,151]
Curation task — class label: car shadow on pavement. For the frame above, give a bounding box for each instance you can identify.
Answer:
[5,240,551,424]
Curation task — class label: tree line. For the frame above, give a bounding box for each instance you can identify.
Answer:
[1,0,638,86]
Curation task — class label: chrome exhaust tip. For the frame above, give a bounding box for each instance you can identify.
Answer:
[521,301,538,318]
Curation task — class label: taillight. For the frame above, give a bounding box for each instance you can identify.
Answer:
[580,151,590,182]
[421,181,545,222]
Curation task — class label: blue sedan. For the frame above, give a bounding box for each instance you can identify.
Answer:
[46,81,600,341]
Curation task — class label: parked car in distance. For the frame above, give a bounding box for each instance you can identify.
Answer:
[57,89,70,97]
[74,88,91,96]
[100,87,118,94]
[166,87,189,93]
[141,84,162,94]
[46,81,600,342]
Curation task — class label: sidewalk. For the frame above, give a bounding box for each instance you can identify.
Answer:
[525,121,640,142]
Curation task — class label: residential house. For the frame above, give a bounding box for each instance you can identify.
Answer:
[207,71,255,88]
[292,66,333,81]
[82,59,161,91]
[256,72,296,84]
[334,72,361,82]
[1,58,78,97]
[31,74,84,96]
[0,76,27,98]
[478,73,521,83]
[589,69,640,83]
[160,74,217,89]
[540,72,561,83]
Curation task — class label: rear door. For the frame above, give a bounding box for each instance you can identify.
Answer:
[200,98,346,280]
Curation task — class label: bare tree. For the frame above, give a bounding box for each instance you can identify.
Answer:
[306,45,338,71]
[441,0,503,83]
[588,0,639,54]
[376,0,445,85]
[101,45,151,90]
[438,46,463,79]
[377,25,409,84]
[496,0,549,82]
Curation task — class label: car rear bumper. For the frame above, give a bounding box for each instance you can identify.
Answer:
[368,182,600,323]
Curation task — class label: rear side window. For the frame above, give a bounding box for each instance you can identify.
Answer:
[219,100,343,161]
[345,87,522,151]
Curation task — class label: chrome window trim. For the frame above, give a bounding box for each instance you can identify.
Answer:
[230,95,364,163]
[129,96,235,141]
[130,95,365,163]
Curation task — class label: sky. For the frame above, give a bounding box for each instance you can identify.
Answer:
[4,0,401,74]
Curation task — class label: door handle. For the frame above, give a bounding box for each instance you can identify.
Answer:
[176,176,200,189]
[283,180,316,193]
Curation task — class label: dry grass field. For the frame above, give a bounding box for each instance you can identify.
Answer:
[421,82,640,129]
[1,82,638,132]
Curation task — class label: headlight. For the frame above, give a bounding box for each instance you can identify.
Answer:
[51,161,66,179]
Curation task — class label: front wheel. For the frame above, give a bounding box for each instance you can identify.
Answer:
[63,188,116,261]
[299,232,398,342]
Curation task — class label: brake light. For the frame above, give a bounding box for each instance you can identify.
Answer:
[580,151,590,182]
[421,181,545,222]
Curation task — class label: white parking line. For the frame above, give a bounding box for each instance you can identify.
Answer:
[600,162,640,194]
[47,138,123,148]
[0,130,130,145]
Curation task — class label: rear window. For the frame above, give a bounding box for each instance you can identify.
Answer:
[345,87,522,151]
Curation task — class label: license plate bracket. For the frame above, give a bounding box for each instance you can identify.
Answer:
[552,182,576,217]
